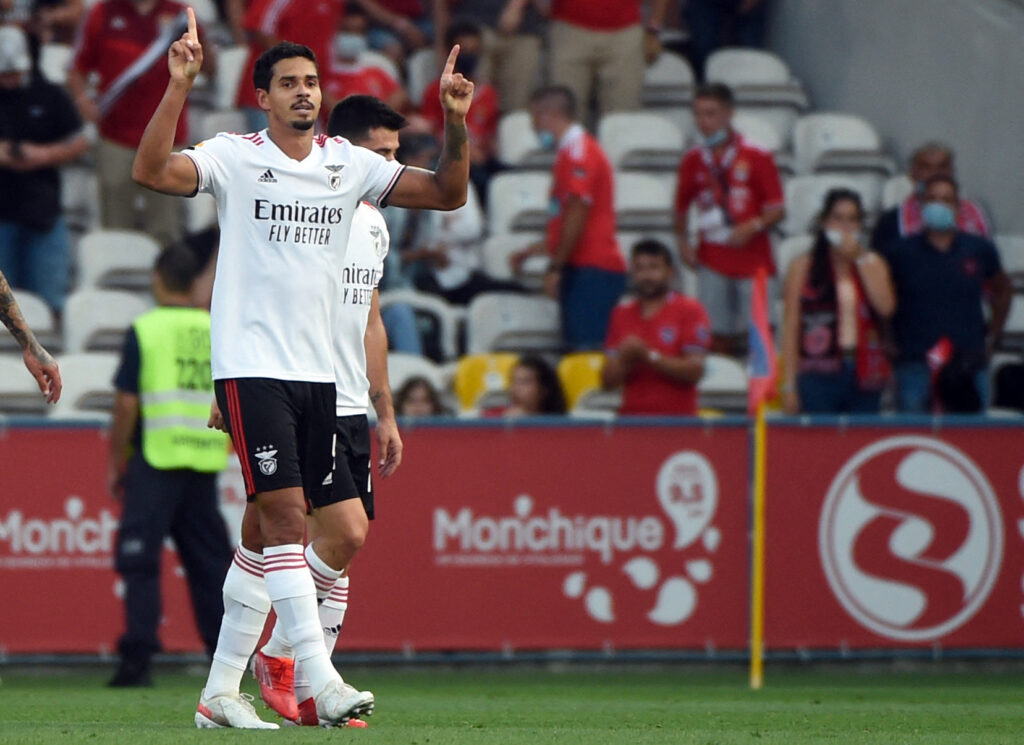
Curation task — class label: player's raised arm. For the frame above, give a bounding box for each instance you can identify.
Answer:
[386,45,473,211]
[132,7,204,196]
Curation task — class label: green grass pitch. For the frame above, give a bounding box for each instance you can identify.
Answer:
[0,665,1021,744]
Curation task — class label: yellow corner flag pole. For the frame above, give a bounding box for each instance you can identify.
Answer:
[749,399,767,690]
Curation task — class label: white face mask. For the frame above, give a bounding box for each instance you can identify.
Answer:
[334,33,368,61]
[825,229,845,247]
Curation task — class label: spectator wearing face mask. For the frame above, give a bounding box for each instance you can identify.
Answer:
[871,142,990,254]
[509,85,627,351]
[674,82,785,356]
[881,175,1012,413]
[419,18,499,200]
[780,189,895,415]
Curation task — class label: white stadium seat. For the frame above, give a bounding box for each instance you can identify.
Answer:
[0,290,59,353]
[698,353,748,413]
[731,112,794,173]
[774,234,815,278]
[213,45,250,111]
[379,289,464,362]
[706,48,793,87]
[405,47,436,107]
[62,166,100,232]
[792,113,894,176]
[642,51,695,107]
[481,232,543,281]
[48,353,120,421]
[185,192,218,234]
[597,112,685,171]
[881,174,913,210]
[0,355,49,416]
[64,290,150,353]
[466,293,561,355]
[995,234,1024,288]
[387,352,445,394]
[614,173,675,232]
[192,109,248,142]
[76,229,161,292]
[497,111,554,168]
[1001,295,1024,351]
[782,174,881,236]
[487,171,552,234]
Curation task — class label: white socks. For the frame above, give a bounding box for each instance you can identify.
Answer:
[203,546,270,699]
[262,544,339,695]
[262,543,342,658]
[295,573,349,703]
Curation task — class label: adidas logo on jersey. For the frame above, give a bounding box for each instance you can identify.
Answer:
[257,169,277,183]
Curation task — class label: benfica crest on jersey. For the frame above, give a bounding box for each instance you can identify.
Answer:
[325,164,345,191]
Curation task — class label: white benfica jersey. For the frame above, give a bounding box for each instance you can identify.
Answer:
[184,130,405,382]
[334,203,388,416]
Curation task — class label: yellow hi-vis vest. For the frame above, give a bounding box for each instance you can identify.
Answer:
[134,307,228,472]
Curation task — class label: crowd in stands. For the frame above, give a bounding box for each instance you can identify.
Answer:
[1,0,1022,421]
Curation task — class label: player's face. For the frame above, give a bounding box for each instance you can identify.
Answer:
[692,97,731,137]
[631,254,672,300]
[260,57,321,131]
[356,127,401,161]
[509,365,542,412]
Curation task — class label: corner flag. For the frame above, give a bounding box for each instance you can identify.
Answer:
[747,268,777,415]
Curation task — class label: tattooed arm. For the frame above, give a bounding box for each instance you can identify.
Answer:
[0,269,62,403]
[365,290,403,478]
[386,45,474,211]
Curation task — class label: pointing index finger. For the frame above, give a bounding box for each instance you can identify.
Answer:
[186,6,197,38]
[441,44,460,77]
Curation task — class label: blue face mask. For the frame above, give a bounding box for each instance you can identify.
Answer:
[701,127,729,149]
[536,130,557,150]
[922,201,957,232]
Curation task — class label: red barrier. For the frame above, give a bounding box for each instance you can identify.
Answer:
[764,426,1024,649]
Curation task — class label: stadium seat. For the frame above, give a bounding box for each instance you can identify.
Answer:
[496,111,554,169]
[649,106,695,141]
[642,51,695,107]
[213,46,249,111]
[358,50,401,82]
[48,352,120,421]
[1000,295,1024,352]
[881,174,913,210]
[614,173,675,232]
[487,171,553,234]
[62,166,100,232]
[597,112,686,171]
[480,232,545,286]
[76,229,161,292]
[792,113,894,176]
[193,110,248,141]
[453,352,519,411]
[38,43,72,85]
[64,289,150,353]
[774,234,815,277]
[387,352,445,394]
[732,112,794,173]
[705,48,808,134]
[185,192,218,235]
[405,47,436,107]
[781,175,880,236]
[466,293,561,355]
[0,355,49,416]
[995,234,1024,290]
[378,289,464,362]
[698,353,748,413]
[557,352,605,410]
[0,290,59,354]
[189,0,218,23]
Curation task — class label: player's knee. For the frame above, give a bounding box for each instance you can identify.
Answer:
[258,502,307,546]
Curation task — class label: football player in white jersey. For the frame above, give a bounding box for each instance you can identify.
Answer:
[132,8,474,729]
[253,95,408,727]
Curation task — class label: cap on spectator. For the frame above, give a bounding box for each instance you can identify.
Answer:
[0,26,31,74]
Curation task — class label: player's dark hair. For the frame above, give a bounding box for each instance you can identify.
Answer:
[445,18,482,47]
[631,238,674,266]
[327,95,408,141]
[529,85,577,119]
[807,188,864,301]
[154,244,201,294]
[694,82,735,107]
[253,41,317,93]
[514,355,567,415]
[923,173,959,195]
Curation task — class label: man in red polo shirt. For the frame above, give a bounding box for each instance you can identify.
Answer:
[674,82,785,355]
[511,85,626,350]
[237,0,341,131]
[69,0,208,247]
[549,0,669,117]
[603,239,711,415]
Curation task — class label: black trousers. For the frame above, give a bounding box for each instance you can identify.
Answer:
[114,454,232,662]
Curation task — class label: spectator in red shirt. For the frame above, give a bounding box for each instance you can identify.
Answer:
[549,0,669,119]
[674,83,785,355]
[322,6,408,126]
[511,86,627,351]
[69,0,208,247]
[420,19,498,200]
[602,239,711,416]
[236,0,341,132]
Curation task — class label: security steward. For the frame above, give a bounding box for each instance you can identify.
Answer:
[107,244,232,686]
